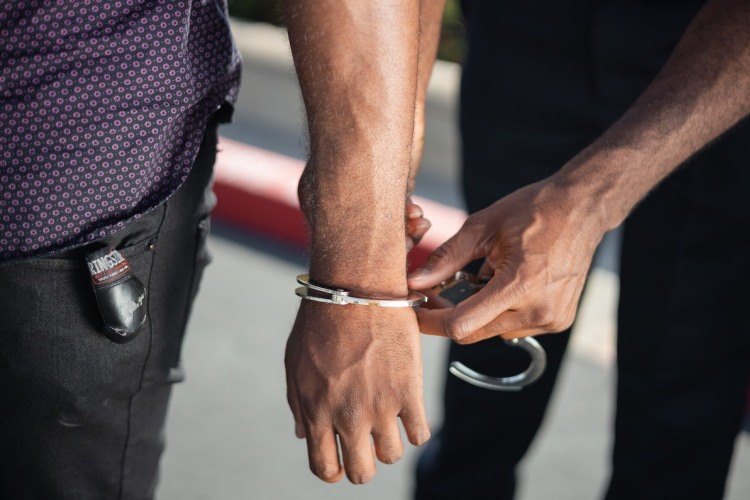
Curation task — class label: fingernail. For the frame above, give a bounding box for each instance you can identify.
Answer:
[407,205,423,219]
[408,269,428,282]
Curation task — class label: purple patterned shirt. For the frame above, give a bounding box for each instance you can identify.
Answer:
[0,0,241,262]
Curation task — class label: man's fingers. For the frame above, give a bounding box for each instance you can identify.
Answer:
[406,218,431,252]
[284,352,306,438]
[405,200,430,251]
[285,379,306,438]
[337,431,377,484]
[406,216,431,242]
[406,200,423,219]
[399,401,431,447]
[287,303,430,484]
[372,420,404,465]
[306,427,344,483]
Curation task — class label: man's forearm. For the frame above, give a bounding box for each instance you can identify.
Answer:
[556,0,750,231]
[283,0,422,297]
[282,3,440,483]
[410,0,447,190]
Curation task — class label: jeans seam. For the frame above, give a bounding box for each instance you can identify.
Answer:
[116,204,168,500]
[170,216,209,369]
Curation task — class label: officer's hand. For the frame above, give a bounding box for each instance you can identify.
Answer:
[408,178,606,343]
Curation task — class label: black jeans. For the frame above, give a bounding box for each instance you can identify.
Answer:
[0,121,218,499]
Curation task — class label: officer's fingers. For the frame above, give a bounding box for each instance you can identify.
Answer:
[417,280,518,341]
[415,307,452,337]
[460,323,546,344]
[417,309,545,344]
[460,295,576,342]
[477,259,494,279]
[415,285,457,310]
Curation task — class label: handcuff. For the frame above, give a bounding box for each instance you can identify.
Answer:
[295,271,547,392]
[432,272,547,392]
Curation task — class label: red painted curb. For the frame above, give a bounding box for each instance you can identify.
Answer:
[213,137,468,269]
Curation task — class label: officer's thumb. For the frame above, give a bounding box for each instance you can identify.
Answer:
[408,230,480,289]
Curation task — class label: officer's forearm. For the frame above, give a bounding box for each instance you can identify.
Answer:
[555,0,750,232]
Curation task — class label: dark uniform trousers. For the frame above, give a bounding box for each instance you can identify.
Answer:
[0,119,219,499]
[415,1,750,499]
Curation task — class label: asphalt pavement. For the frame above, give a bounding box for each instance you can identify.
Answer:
[156,20,750,500]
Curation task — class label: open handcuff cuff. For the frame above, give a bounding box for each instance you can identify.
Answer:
[433,272,547,391]
[296,272,547,391]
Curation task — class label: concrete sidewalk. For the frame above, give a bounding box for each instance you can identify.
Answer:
[157,227,750,500]
[157,20,750,500]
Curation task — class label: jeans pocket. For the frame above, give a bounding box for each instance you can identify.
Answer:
[0,231,160,427]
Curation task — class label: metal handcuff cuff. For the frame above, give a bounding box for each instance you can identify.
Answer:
[295,272,546,391]
[433,272,547,391]
[295,275,428,307]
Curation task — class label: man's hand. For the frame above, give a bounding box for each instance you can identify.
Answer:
[280,0,444,483]
[285,302,429,484]
[283,197,431,485]
[408,178,605,343]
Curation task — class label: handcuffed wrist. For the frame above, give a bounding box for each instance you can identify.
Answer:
[295,275,427,308]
